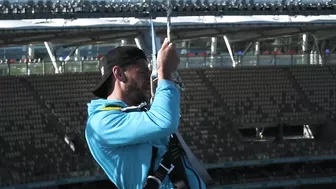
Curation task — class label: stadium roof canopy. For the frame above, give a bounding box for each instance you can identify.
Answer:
[0,0,335,19]
[0,15,336,47]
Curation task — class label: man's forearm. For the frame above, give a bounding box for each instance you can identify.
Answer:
[158,70,173,81]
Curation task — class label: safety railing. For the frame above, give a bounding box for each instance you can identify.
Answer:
[0,53,335,76]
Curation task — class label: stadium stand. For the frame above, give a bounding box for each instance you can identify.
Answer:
[178,68,246,163]
[25,73,99,137]
[1,65,336,188]
[0,75,103,187]
[288,65,336,121]
[203,66,321,126]
[0,76,78,186]
[208,160,336,185]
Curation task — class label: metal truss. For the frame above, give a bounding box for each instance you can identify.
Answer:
[0,0,335,20]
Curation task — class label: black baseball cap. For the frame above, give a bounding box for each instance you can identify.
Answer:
[92,46,147,98]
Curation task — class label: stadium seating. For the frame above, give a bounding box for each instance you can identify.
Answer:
[203,66,317,125]
[178,68,247,163]
[0,76,90,186]
[289,65,336,121]
[209,160,336,185]
[25,73,98,134]
[1,65,336,188]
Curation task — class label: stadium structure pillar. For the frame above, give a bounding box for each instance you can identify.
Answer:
[302,34,310,65]
[61,47,80,72]
[27,44,34,75]
[74,48,80,61]
[121,39,127,46]
[223,35,236,67]
[180,41,188,68]
[181,41,188,51]
[180,41,188,54]
[28,44,34,59]
[64,47,79,62]
[44,42,59,74]
[209,37,217,68]
[312,35,323,65]
[255,41,260,66]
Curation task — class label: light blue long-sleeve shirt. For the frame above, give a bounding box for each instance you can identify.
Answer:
[85,79,206,189]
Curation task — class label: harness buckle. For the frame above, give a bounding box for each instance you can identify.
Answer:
[159,162,175,174]
[147,175,162,185]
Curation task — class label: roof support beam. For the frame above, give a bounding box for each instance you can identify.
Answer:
[223,35,236,67]
[44,41,59,74]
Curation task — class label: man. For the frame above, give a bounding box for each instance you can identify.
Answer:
[85,39,206,188]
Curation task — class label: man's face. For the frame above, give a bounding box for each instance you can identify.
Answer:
[122,59,151,105]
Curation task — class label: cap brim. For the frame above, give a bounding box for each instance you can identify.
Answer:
[92,73,111,99]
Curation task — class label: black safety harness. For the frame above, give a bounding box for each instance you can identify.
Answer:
[144,133,190,189]
[100,103,191,189]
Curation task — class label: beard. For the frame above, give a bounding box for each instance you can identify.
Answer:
[124,77,150,105]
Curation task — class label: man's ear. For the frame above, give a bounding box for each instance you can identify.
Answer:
[112,66,127,82]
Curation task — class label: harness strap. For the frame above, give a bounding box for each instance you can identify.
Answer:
[100,107,121,111]
[149,147,159,176]
[144,134,191,189]
[109,146,158,189]
[168,134,191,189]
[101,102,148,112]
[100,105,190,189]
